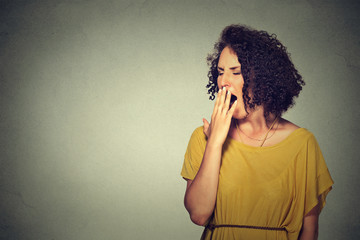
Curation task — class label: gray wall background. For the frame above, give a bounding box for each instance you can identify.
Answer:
[1,0,359,239]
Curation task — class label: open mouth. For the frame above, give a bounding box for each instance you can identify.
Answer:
[229,94,237,109]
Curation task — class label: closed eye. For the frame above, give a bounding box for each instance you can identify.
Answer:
[233,72,241,75]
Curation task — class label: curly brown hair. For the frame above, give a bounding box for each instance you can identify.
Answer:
[206,24,305,117]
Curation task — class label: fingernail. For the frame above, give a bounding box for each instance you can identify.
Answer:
[222,86,226,91]
[227,90,230,95]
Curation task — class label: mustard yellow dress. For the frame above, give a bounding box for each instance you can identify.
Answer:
[181,127,333,240]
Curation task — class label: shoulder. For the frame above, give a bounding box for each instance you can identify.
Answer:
[192,126,205,136]
[278,118,314,138]
[186,126,207,149]
[272,118,315,146]
[189,126,207,141]
[278,118,300,133]
[183,126,207,174]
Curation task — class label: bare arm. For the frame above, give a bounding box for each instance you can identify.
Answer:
[298,200,320,240]
[184,88,237,226]
[184,143,222,225]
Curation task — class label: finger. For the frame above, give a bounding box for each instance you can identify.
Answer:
[223,90,231,113]
[213,88,221,115]
[218,87,226,112]
[203,118,209,130]
[202,118,210,138]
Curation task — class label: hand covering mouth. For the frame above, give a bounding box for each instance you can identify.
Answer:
[229,94,237,109]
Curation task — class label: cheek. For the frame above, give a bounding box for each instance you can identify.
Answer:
[235,78,244,93]
[240,79,246,94]
[217,76,221,88]
[238,76,245,87]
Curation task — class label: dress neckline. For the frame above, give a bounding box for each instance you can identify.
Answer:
[226,128,307,151]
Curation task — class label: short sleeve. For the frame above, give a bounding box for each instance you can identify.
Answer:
[304,133,334,215]
[181,127,207,180]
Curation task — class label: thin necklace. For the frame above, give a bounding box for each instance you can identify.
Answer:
[236,116,279,147]
[237,117,279,141]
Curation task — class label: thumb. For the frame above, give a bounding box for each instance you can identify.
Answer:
[203,118,209,128]
[203,118,210,138]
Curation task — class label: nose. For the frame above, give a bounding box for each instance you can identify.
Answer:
[218,72,231,89]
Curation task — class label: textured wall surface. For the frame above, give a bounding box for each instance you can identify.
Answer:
[0,0,359,239]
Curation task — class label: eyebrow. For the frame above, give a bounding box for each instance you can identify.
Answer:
[217,66,241,71]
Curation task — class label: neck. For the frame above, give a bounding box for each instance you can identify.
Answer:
[234,108,277,135]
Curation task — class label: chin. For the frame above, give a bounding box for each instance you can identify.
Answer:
[232,109,248,120]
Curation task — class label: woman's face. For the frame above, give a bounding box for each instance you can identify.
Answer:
[217,46,247,119]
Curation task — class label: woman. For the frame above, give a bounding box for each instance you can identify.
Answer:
[181,25,333,240]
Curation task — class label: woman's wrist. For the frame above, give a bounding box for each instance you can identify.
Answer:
[206,137,224,150]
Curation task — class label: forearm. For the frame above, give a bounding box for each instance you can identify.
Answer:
[298,228,318,240]
[184,87,235,226]
[184,142,222,225]
[298,203,319,240]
